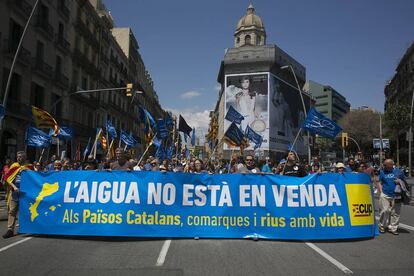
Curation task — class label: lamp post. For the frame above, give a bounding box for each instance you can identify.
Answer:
[409,90,414,177]
[280,65,311,164]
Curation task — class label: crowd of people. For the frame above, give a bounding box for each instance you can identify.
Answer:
[0,148,410,239]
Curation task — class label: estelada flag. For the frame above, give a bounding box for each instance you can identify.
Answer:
[32,106,59,136]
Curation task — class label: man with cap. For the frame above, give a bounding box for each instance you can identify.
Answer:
[335,162,346,174]
[281,151,307,177]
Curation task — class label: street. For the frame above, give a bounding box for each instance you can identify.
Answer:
[0,196,413,276]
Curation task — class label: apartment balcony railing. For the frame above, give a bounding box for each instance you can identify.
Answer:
[3,39,31,65]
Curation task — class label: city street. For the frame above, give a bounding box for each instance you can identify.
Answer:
[0,196,413,276]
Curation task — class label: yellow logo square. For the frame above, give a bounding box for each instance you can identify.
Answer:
[345,184,374,226]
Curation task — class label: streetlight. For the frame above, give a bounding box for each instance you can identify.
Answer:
[280,65,311,164]
[51,84,143,114]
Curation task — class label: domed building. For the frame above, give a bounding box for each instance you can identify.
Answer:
[209,4,312,161]
[234,4,266,47]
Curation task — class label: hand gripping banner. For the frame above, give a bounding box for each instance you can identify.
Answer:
[20,171,378,240]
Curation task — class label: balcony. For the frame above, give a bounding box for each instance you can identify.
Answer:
[57,1,70,21]
[2,39,31,65]
[35,19,54,40]
[74,16,100,49]
[55,72,69,89]
[32,58,54,79]
[55,35,71,54]
[72,48,99,77]
[7,0,32,19]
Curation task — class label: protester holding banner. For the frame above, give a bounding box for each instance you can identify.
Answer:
[280,152,307,177]
[110,148,133,171]
[245,155,260,174]
[378,159,405,235]
[3,151,33,239]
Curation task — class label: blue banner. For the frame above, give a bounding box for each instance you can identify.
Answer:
[19,171,377,240]
[302,108,342,139]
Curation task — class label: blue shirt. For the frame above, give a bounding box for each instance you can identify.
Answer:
[379,168,405,197]
[11,174,21,201]
[261,164,271,173]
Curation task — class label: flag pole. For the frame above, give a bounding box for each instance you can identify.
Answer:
[207,137,223,163]
[91,129,102,159]
[137,133,157,165]
[38,148,46,163]
[281,128,302,175]
[57,137,60,159]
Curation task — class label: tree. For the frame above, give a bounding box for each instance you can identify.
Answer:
[338,109,381,156]
[384,103,410,166]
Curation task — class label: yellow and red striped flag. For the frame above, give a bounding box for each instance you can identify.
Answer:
[31,106,59,136]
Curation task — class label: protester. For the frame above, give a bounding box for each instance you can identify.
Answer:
[3,151,33,239]
[245,155,260,173]
[194,159,207,174]
[345,158,357,172]
[280,151,307,177]
[53,160,63,171]
[335,162,346,174]
[1,157,11,191]
[378,159,406,235]
[46,155,57,171]
[261,158,273,173]
[83,155,98,170]
[110,148,133,171]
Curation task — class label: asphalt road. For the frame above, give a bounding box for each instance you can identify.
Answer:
[0,196,413,276]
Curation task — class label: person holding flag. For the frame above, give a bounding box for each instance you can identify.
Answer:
[3,151,33,238]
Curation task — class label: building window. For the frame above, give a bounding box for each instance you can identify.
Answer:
[245,35,251,45]
[257,36,261,45]
[236,37,240,44]
[9,20,22,52]
[36,41,44,62]
[30,82,45,109]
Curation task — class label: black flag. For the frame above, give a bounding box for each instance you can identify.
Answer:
[178,115,192,137]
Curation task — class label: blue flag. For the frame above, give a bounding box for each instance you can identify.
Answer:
[191,128,196,147]
[0,104,5,119]
[245,125,263,150]
[139,107,156,134]
[165,114,174,127]
[224,122,245,147]
[106,120,117,139]
[83,137,91,159]
[152,136,161,148]
[302,108,342,139]
[225,105,244,124]
[157,119,168,139]
[26,127,51,147]
[167,145,175,160]
[120,130,137,147]
[184,145,189,159]
[49,126,73,141]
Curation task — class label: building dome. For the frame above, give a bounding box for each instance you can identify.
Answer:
[234,4,266,48]
[236,4,265,32]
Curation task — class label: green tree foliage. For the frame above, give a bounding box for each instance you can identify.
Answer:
[338,109,381,153]
[384,103,410,165]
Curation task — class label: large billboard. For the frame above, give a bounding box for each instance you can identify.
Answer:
[224,73,269,150]
[269,73,311,155]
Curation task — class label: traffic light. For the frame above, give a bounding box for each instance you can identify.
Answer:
[341,132,348,147]
[126,83,133,97]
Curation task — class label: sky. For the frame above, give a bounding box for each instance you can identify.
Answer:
[104,0,414,135]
